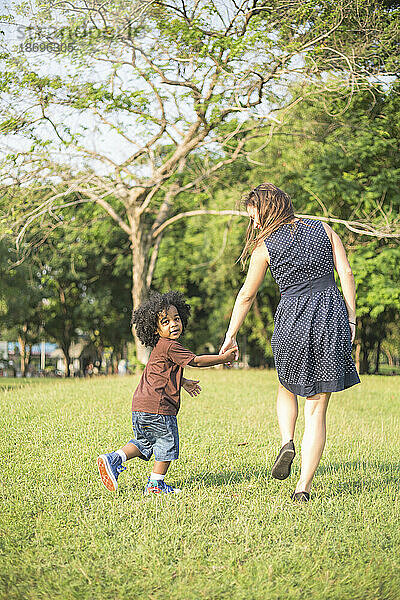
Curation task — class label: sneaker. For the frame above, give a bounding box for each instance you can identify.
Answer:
[270,440,296,480]
[144,477,181,495]
[97,452,127,492]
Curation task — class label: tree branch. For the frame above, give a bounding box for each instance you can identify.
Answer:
[152,210,400,239]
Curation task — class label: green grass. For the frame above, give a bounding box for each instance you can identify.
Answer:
[1,370,399,600]
[0,377,59,391]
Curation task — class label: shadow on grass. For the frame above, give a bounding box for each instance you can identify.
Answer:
[316,460,400,497]
[325,477,400,496]
[113,460,400,498]
[177,460,400,496]
[177,467,269,488]
[114,468,267,495]
[317,459,400,476]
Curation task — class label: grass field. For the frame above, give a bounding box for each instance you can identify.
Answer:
[1,370,399,600]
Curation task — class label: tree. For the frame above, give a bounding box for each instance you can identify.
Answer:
[0,199,133,375]
[152,183,279,364]
[152,83,400,369]
[1,0,398,360]
[298,90,400,373]
[0,238,43,375]
[234,85,400,371]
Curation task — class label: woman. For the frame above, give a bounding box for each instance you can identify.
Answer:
[220,183,360,501]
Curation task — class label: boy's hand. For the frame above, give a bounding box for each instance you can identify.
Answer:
[182,378,202,397]
[221,346,238,365]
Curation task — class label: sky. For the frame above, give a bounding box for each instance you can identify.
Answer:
[0,1,284,182]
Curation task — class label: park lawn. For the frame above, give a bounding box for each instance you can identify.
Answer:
[0,370,399,600]
[0,378,60,391]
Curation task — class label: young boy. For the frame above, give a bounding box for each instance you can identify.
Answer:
[97,290,237,495]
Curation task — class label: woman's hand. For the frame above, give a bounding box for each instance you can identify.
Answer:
[220,346,239,365]
[349,322,356,343]
[182,378,202,397]
[219,335,239,360]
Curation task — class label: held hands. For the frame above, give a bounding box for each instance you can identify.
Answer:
[182,378,202,397]
[220,346,239,365]
[219,335,239,361]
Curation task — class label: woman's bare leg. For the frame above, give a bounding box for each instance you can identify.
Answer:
[295,392,331,494]
[276,383,298,444]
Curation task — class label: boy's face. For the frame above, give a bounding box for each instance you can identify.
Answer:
[156,305,183,340]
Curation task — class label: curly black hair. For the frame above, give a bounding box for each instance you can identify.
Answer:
[131,290,191,348]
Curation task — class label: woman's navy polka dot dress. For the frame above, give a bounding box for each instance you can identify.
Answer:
[265,219,360,397]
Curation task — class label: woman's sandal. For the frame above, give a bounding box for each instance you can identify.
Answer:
[291,491,310,502]
[270,440,295,480]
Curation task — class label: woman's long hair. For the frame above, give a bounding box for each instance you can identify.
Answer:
[239,183,295,268]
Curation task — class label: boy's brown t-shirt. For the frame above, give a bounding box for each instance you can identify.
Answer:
[132,337,196,416]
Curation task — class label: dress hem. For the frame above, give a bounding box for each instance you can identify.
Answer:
[278,372,361,397]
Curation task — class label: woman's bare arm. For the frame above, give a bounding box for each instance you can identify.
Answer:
[220,242,269,355]
[322,222,356,341]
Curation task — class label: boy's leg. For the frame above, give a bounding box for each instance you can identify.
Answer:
[97,443,147,492]
[145,459,181,494]
[147,461,171,483]
[119,442,146,460]
[97,450,127,492]
[152,460,171,475]
[98,413,154,492]
[144,416,181,494]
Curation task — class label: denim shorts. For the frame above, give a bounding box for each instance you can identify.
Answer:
[129,412,179,461]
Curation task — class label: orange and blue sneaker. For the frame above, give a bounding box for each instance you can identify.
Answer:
[97,452,127,492]
[144,477,181,495]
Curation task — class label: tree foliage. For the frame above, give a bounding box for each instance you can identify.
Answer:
[0,200,132,374]
[0,1,399,368]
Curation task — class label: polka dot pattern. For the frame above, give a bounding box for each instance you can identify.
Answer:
[265,219,360,397]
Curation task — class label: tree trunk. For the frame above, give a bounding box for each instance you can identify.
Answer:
[361,345,370,374]
[61,345,71,377]
[25,345,31,375]
[383,348,393,367]
[18,335,26,377]
[130,216,151,364]
[111,350,121,374]
[52,286,73,376]
[127,185,180,364]
[253,297,269,341]
[374,338,381,374]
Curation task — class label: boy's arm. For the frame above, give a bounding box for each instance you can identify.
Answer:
[188,347,237,367]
